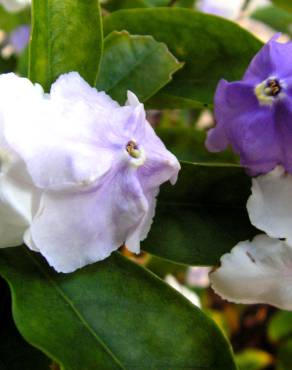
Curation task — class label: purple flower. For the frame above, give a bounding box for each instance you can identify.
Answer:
[9,25,30,55]
[1,72,180,273]
[206,35,292,176]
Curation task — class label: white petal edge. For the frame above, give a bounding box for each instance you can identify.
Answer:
[210,234,292,310]
[247,165,292,245]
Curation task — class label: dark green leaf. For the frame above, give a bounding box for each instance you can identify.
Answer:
[278,339,292,370]
[0,6,30,32]
[0,55,17,74]
[29,0,103,91]
[143,161,256,266]
[0,278,51,370]
[104,8,262,108]
[0,247,236,370]
[103,0,169,11]
[96,31,182,104]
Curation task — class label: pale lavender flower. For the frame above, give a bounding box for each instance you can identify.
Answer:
[9,25,30,55]
[206,35,292,176]
[1,72,180,273]
[197,0,244,20]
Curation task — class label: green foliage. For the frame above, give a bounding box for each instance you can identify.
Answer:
[104,8,262,108]
[278,339,292,370]
[29,0,103,91]
[235,349,272,370]
[157,127,239,163]
[272,0,292,12]
[96,31,182,104]
[268,311,292,342]
[0,6,30,32]
[252,5,292,36]
[143,161,256,266]
[103,0,169,11]
[0,247,237,370]
[0,279,51,370]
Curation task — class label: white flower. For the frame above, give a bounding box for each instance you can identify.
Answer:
[197,0,245,20]
[247,166,292,244]
[165,275,201,307]
[0,72,180,273]
[210,235,292,310]
[211,166,292,310]
[0,0,30,12]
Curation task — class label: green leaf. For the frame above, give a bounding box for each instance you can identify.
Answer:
[143,161,256,266]
[29,0,103,91]
[104,8,262,108]
[96,31,182,104]
[268,311,292,342]
[0,278,51,370]
[272,0,292,12]
[278,339,292,370]
[156,127,239,164]
[251,5,292,36]
[103,0,169,11]
[235,349,272,370]
[0,247,236,370]
[0,6,30,32]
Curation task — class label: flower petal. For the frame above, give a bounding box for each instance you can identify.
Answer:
[211,234,292,310]
[206,80,281,176]
[247,165,292,244]
[29,168,148,273]
[3,73,115,190]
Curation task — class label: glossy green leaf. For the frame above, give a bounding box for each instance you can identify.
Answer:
[96,31,182,104]
[29,0,103,91]
[156,127,239,163]
[0,278,51,370]
[268,311,292,342]
[272,0,292,12]
[0,247,236,370]
[104,8,262,108]
[0,6,30,32]
[252,5,292,36]
[143,161,256,266]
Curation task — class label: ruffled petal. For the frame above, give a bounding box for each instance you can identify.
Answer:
[29,167,148,273]
[210,234,292,310]
[247,166,292,244]
[207,80,281,176]
[3,73,115,190]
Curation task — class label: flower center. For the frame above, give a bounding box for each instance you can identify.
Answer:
[264,79,281,97]
[255,77,284,106]
[126,140,141,159]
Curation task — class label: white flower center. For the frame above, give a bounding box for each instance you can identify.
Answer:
[125,140,146,168]
[255,77,285,106]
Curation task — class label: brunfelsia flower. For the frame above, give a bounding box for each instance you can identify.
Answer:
[0,0,30,12]
[211,166,292,310]
[9,25,30,55]
[197,0,244,20]
[206,35,292,176]
[1,72,180,273]
[210,234,292,310]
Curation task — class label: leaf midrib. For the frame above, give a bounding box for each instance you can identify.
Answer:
[24,249,125,370]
